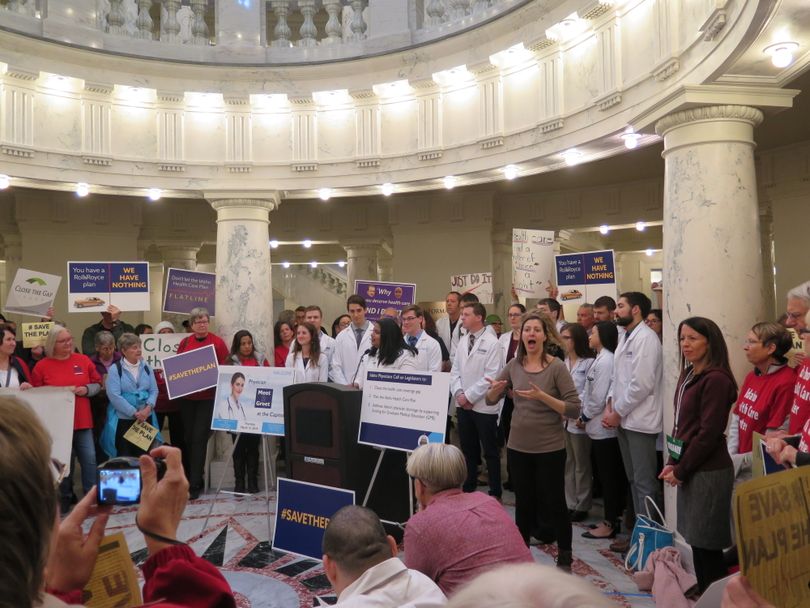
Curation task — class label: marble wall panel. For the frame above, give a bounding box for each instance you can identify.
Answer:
[184,110,226,162]
[111,104,157,158]
[503,64,539,133]
[379,99,417,156]
[252,112,293,163]
[620,0,655,84]
[562,34,599,112]
[317,108,355,161]
[443,85,479,146]
[34,94,82,152]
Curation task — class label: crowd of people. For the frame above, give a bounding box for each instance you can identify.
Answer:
[3,278,809,607]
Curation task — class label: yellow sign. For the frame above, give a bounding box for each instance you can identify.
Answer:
[123,419,158,452]
[83,532,142,608]
[734,465,810,607]
[21,321,53,348]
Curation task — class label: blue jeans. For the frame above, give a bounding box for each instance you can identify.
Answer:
[59,428,97,502]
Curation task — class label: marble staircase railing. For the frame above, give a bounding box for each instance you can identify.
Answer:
[303,264,347,297]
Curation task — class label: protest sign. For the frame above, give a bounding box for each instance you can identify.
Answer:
[123,419,159,452]
[0,386,75,474]
[449,272,493,304]
[83,533,142,608]
[734,465,810,607]
[354,280,416,321]
[22,321,53,348]
[754,432,801,477]
[273,478,355,560]
[512,229,555,298]
[555,250,616,319]
[358,370,449,451]
[67,262,150,313]
[3,268,61,318]
[141,333,186,370]
[162,344,219,400]
[163,268,217,316]
[211,365,295,435]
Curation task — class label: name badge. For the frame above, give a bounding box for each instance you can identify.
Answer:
[666,433,684,461]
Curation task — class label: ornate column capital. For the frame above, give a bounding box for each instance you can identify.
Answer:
[655,105,764,155]
[208,194,281,224]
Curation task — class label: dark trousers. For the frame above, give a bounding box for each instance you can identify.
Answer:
[457,408,501,497]
[508,448,571,551]
[157,410,189,473]
[692,546,727,593]
[180,398,214,490]
[592,437,628,527]
[114,418,148,458]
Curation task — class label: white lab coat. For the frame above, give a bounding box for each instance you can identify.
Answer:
[333,557,446,608]
[285,350,329,383]
[408,331,443,372]
[331,323,374,385]
[436,316,460,361]
[450,327,503,415]
[610,322,663,434]
[356,350,419,389]
[581,349,616,440]
[319,332,336,374]
[565,356,594,435]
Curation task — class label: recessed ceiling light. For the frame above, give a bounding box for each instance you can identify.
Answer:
[269,240,279,249]
[562,149,583,166]
[381,183,395,196]
[443,175,456,190]
[599,225,609,235]
[318,188,332,201]
[645,248,653,257]
[621,130,641,149]
[338,261,346,268]
[303,239,312,248]
[310,261,318,268]
[76,183,89,197]
[0,175,9,189]
[503,165,518,180]
[636,221,646,232]
[147,188,162,201]
[764,42,799,68]
[282,261,290,268]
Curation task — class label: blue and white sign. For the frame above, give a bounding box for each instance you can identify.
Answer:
[554,250,617,320]
[67,261,150,312]
[358,370,449,452]
[272,478,355,560]
[211,366,295,435]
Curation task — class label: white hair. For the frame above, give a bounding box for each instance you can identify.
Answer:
[787,281,810,306]
[447,563,613,608]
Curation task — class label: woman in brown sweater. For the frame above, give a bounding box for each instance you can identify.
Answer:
[486,311,581,571]
[659,316,737,593]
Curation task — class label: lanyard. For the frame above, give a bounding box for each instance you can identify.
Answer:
[2,365,10,388]
[673,368,695,436]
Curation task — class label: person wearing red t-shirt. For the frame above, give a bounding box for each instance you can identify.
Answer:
[32,324,103,513]
[226,329,269,494]
[273,320,295,367]
[727,321,795,482]
[174,308,229,499]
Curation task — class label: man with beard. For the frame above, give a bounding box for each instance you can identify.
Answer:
[601,292,663,553]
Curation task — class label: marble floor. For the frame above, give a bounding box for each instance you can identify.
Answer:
[102,489,655,608]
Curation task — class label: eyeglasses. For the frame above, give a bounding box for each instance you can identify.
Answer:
[192,319,209,325]
[786,311,804,320]
[51,458,67,487]
[744,339,762,346]
[401,316,418,322]
[508,313,522,318]
[55,337,73,344]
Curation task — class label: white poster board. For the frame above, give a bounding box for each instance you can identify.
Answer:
[449,272,493,304]
[211,365,296,436]
[141,334,186,371]
[512,228,556,299]
[0,386,75,474]
[4,268,62,318]
[358,370,450,452]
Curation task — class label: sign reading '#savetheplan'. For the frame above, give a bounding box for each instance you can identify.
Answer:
[272,478,355,560]
[161,344,219,400]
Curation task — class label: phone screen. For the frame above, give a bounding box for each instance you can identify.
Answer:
[97,467,142,505]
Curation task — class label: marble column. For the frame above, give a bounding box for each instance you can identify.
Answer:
[491,236,513,317]
[209,197,279,357]
[377,249,393,283]
[656,105,765,524]
[158,242,200,331]
[343,241,380,295]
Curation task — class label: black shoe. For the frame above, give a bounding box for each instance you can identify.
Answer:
[503,480,513,491]
[556,550,573,572]
[234,481,246,494]
[247,478,259,494]
[189,486,201,500]
[570,510,588,522]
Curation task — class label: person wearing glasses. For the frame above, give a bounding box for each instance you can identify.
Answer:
[174,307,229,500]
[0,396,235,608]
[727,322,795,482]
[401,305,442,373]
[31,324,103,514]
[645,309,663,342]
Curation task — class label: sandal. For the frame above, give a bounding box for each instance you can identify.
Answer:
[581,521,616,539]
